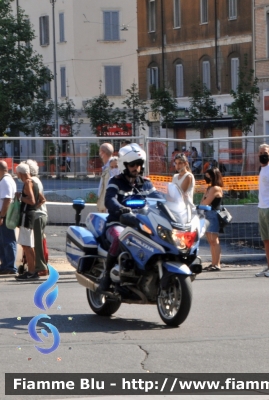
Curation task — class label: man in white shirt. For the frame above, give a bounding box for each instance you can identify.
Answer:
[97,143,114,212]
[256,143,269,277]
[0,161,17,274]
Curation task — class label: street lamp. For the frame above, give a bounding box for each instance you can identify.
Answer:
[50,0,60,178]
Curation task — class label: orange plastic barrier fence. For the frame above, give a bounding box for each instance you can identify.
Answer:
[149,175,259,193]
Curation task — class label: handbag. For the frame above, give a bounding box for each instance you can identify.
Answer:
[217,206,232,233]
[5,198,21,230]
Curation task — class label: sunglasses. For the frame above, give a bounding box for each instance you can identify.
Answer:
[128,160,143,168]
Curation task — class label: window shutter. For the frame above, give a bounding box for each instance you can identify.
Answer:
[174,0,180,28]
[111,12,119,41]
[113,66,121,95]
[203,61,210,90]
[59,13,65,42]
[105,67,113,95]
[104,12,111,40]
[176,64,183,97]
[201,0,208,23]
[44,16,49,45]
[149,0,156,32]
[60,67,66,97]
[231,58,239,91]
[147,68,151,99]
[39,17,42,45]
[155,67,159,89]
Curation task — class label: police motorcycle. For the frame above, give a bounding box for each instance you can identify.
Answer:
[66,181,207,327]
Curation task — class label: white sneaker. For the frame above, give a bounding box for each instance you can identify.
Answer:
[255,267,269,277]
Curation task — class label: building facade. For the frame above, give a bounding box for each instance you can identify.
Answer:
[10,0,138,171]
[254,0,269,139]
[137,0,253,171]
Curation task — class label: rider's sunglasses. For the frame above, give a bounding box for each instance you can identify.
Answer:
[128,160,144,168]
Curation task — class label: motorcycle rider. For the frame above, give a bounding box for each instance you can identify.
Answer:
[98,143,164,292]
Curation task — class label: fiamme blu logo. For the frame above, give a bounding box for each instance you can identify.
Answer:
[28,265,60,354]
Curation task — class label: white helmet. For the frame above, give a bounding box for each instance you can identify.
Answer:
[118,143,146,174]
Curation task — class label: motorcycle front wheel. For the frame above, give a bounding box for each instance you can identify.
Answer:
[157,275,192,327]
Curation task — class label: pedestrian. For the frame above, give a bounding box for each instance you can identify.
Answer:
[14,163,46,281]
[0,161,17,275]
[109,156,119,177]
[98,144,164,292]
[200,167,223,272]
[25,160,49,277]
[66,156,71,172]
[172,153,195,206]
[97,143,114,213]
[255,143,269,277]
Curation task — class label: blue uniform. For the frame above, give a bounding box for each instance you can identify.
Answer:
[105,173,164,226]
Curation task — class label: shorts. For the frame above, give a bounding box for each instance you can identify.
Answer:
[18,227,35,247]
[204,210,219,234]
[258,208,269,240]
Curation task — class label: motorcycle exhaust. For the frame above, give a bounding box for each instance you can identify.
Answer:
[75,272,99,291]
[189,263,202,275]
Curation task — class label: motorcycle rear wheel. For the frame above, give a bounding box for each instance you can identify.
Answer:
[157,275,192,327]
[85,262,121,316]
[86,288,121,316]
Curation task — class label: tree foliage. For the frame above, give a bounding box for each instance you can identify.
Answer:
[58,98,82,137]
[0,0,52,136]
[188,79,222,134]
[150,87,178,125]
[29,93,54,136]
[230,55,259,135]
[83,94,122,135]
[121,83,148,135]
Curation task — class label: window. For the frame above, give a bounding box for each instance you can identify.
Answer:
[200,0,208,24]
[103,11,119,41]
[176,64,184,97]
[267,13,269,58]
[149,0,156,32]
[104,66,121,96]
[229,0,237,20]
[59,12,65,42]
[60,67,66,97]
[41,69,51,99]
[174,0,181,28]
[147,66,159,99]
[39,16,49,46]
[202,61,210,90]
[231,58,239,91]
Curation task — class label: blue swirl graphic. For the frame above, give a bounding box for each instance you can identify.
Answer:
[28,314,60,354]
[34,265,59,310]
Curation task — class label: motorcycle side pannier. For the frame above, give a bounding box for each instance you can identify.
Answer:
[66,226,97,269]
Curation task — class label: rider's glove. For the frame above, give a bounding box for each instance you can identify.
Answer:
[119,207,132,215]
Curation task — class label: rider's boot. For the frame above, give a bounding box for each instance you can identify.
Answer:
[98,254,117,292]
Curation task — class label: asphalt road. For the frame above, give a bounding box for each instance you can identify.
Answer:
[1,267,269,400]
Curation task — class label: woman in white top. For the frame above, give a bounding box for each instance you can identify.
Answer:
[172,153,195,206]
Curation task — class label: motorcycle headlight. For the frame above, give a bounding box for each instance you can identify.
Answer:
[171,229,198,250]
[157,225,173,244]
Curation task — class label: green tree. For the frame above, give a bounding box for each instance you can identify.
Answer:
[188,79,222,158]
[230,55,259,174]
[58,98,83,176]
[0,0,52,136]
[30,94,55,136]
[150,87,178,172]
[188,78,222,134]
[121,83,148,136]
[84,93,122,136]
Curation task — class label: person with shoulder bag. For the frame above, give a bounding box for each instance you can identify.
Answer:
[200,167,224,272]
[14,163,45,281]
[0,161,17,274]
